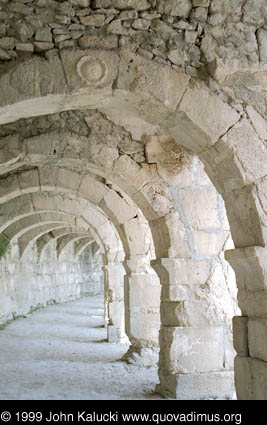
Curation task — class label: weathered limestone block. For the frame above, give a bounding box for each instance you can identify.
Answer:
[80,14,106,27]
[233,316,249,357]
[0,54,68,119]
[246,106,267,142]
[166,83,240,153]
[79,33,118,49]
[224,186,264,248]
[159,326,225,374]
[225,246,267,291]
[157,0,191,18]
[70,0,91,6]
[250,357,267,400]
[0,135,22,167]
[92,0,111,7]
[56,168,82,193]
[219,118,267,187]
[123,259,160,365]
[165,212,191,258]
[18,169,39,194]
[117,49,190,111]
[104,260,125,340]
[179,187,220,230]
[107,19,128,35]
[152,256,238,328]
[38,167,59,191]
[235,356,267,400]
[157,369,234,400]
[145,135,189,179]
[78,175,107,205]
[101,189,136,225]
[123,217,151,256]
[0,47,10,60]
[256,176,267,221]
[60,49,119,91]
[237,289,267,319]
[0,174,20,203]
[257,29,267,63]
[113,0,150,11]
[194,230,229,255]
[192,0,210,6]
[107,325,121,342]
[152,257,211,287]
[16,43,34,52]
[0,37,16,50]
[35,28,53,43]
[248,319,267,363]
[234,356,254,400]
[136,180,173,218]
[108,300,124,328]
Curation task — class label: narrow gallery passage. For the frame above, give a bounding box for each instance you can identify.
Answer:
[0,296,161,400]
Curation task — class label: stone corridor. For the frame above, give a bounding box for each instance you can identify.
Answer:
[0,0,267,400]
[0,295,161,400]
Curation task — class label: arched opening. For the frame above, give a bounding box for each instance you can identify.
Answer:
[0,45,266,400]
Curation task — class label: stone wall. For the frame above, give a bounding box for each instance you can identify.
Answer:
[0,238,104,326]
[0,0,264,69]
[78,241,104,295]
[0,0,266,117]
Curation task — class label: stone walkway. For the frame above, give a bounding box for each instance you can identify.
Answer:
[0,296,161,400]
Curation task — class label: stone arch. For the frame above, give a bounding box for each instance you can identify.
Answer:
[18,224,91,259]
[0,49,266,399]
[3,212,78,240]
[74,238,95,259]
[36,229,94,261]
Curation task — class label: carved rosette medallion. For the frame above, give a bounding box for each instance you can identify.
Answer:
[77,56,107,86]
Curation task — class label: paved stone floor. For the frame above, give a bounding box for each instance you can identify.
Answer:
[0,296,161,400]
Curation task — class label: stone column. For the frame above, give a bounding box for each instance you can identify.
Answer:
[103,261,126,343]
[226,246,267,400]
[152,258,235,400]
[122,256,161,366]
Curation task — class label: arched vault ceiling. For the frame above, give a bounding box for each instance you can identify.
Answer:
[4,212,84,240]
[0,167,156,259]
[0,192,133,262]
[18,223,91,259]
[0,50,266,251]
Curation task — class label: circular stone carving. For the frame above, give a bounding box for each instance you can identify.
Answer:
[77,56,107,85]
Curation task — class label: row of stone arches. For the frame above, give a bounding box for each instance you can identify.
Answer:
[0,48,266,399]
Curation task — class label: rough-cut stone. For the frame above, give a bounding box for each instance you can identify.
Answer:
[132,19,150,30]
[233,316,249,357]
[0,37,16,50]
[80,14,106,27]
[168,49,185,66]
[248,319,267,362]
[34,41,54,51]
[0,0,266,402]
[70,0,91,6]
[157,0,192,18]
[79,32,118,48]
[192,0,210,6]
[246,106,267,141]
[35,28,53,43]
[0,47,10,60]
[60,49,118,91]
[157,370,234,400]
[92,0,111,7]
[118,49,190,111]
[107,19,128,35]
[257,29,267,62]
[119,10,138,20]
[16,43,34,52]
[113,0,150,11]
